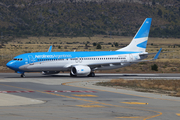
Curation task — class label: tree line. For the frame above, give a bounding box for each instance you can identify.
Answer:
[1,1,180,39]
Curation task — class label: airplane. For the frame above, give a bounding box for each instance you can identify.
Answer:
[6,18,162,77]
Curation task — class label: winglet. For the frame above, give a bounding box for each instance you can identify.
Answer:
[48,46,52,52]
[153,48,162,60]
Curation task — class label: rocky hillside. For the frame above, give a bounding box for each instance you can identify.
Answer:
[0,0,180,40]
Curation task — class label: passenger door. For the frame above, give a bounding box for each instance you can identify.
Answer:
[28,55,34,65]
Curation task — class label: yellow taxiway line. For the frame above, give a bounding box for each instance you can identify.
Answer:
[72,94,97,97]
[76,104,104,108]
[116,116,142,118]
[121,102,148,105]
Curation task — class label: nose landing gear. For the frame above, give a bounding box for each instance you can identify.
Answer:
[16,71,25,78]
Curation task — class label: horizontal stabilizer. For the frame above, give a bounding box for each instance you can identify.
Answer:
[153,48,162,60]
[114,48,162,63]
[131,48,162,63]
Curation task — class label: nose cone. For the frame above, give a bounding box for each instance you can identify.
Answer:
[6,61,16,70]
[6,61,11,68]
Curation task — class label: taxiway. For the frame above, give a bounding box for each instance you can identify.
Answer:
[0,73,180,120]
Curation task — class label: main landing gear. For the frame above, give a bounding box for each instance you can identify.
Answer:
[88,72,95,77]
[70,72,77,77]
[21,74,25,78]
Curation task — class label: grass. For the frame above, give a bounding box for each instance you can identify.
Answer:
[1,36,180,57]
[96,79,180,97]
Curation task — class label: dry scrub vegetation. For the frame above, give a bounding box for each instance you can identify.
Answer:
[0,36,180,72]
[96,79,180,97]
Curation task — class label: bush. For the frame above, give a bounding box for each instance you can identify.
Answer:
[114,42,119,47]
[93,42,97,46]
[96,44,101,49]
[151,64,158,71]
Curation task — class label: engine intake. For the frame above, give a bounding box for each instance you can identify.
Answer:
[71,65,91,76]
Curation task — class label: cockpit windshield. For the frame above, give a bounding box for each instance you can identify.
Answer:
[13,58,23,61]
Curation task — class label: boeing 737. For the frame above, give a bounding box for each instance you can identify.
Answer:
[6,18,162,77]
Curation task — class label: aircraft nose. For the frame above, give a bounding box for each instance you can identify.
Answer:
[6,62,11,68]
[6,61,15,70]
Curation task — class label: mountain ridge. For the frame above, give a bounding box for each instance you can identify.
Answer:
[0,0,180,41]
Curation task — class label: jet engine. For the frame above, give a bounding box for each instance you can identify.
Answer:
[71,65,91,76]
[42,71,60,75]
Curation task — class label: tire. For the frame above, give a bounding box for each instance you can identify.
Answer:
[88,72,95,77]
[21,74,25,78]
[70,72,77,77]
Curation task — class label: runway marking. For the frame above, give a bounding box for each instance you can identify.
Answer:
[176,113,180,116]
[44,90,97,93]
[121,102,148,105]
[72,94,97,97]
[0,83,163,120]
[0,91,35,93]
[76,105,104,108]
[0,90,96,93]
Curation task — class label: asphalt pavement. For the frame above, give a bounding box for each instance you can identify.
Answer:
[0,73,180,120]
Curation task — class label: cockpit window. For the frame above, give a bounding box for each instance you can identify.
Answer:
[13,58,23,61]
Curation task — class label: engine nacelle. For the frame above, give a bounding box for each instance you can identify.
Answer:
[71,65,91,76]
[42,71,60,75]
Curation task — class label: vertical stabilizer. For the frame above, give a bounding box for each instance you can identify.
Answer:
[117,18,152,52]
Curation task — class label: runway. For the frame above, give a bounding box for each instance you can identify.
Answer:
[0,73,180,120]
[1,73,180,79]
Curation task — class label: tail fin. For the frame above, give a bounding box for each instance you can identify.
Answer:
[117,18,152,52]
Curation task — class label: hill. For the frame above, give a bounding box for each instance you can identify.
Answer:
[0,0,180,41]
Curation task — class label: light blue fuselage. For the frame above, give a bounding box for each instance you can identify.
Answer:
[6,51,141,74]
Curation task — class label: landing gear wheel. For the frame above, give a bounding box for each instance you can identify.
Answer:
[88,72,95,77]
[21,74,25,78]
[70,72,77,77]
